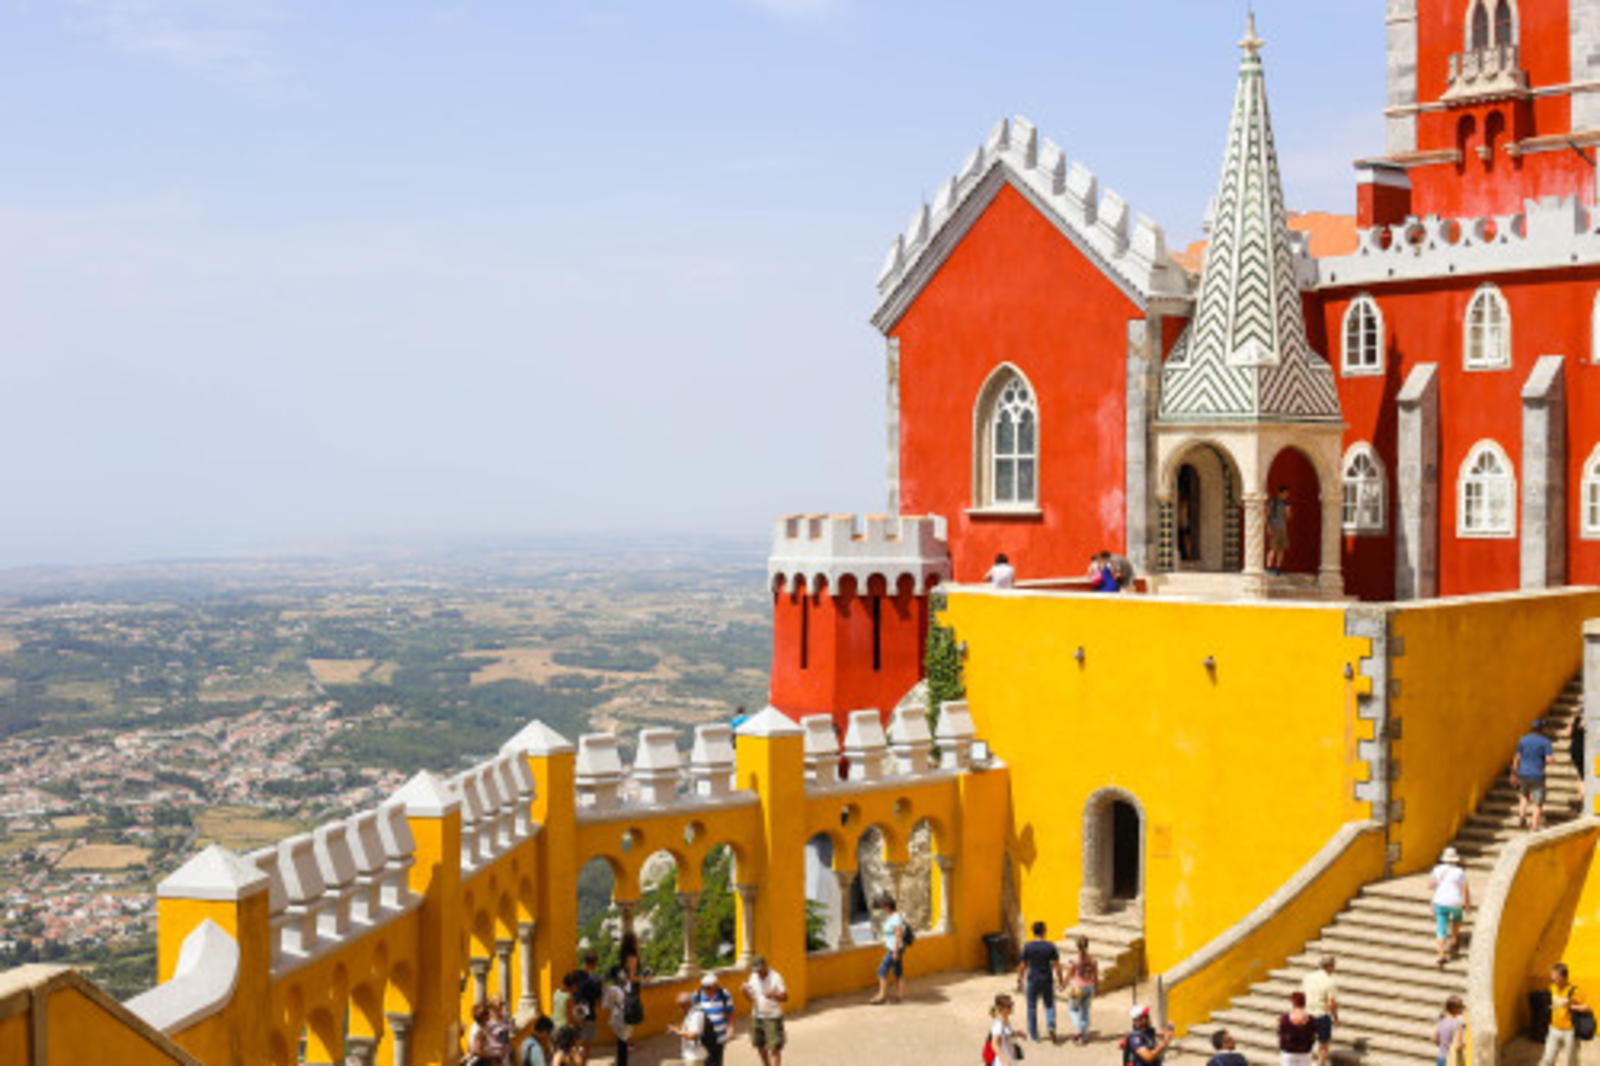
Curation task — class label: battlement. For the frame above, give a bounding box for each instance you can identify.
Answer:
[768,513,950,594]
[1311,196,1600,288]
[872,115,1191,329]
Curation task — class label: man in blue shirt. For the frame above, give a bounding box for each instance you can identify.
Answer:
[1513,719,1556,831]
[695,973,734,1066]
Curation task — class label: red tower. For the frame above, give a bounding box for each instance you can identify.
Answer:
[766,514,950,732]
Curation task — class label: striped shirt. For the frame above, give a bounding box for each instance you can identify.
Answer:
[697,988,732,1042]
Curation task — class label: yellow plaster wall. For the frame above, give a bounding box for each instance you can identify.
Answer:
[1389,589,1600,875]
[941,590,1374,972]
[46,985,190,1066]
[0,1013,29,1065]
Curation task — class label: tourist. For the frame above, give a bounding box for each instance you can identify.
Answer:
[986,992,1022,1065]
[1015,920,1063,1043]
[577,952,604,1048]
[986,553,1016,589]
[868,895,908,1004]
[1429,847,1470,967]
[1208,1029,1248,1066]
[601,970,633,1066]
[521,1017,555,1066]
[1301,956,1338,1066]
[1514,719,1555,830]
[1435,996,1465,1066]
[742,954,788,1066]
[1065,934,1099,1045]
[1266,486,1291,575]
[1571,715,1587,784]
[1278,991,1317,1066]
[669,991,708,1064]
[1108,551,1135,591]
[466,1002,493,1066]
[1089,552,1119,593]
[551,971,582,1033]
[1125,1004,1174,1066]
[549,1026,584,1066]
[1541,963,1591,1066]
[696,973,734,1065]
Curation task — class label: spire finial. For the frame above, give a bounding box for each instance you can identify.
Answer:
[1239,8,1264,57]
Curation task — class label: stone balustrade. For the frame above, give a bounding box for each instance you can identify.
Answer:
[689,723,736,797]
[842,709,890,782]
[802,715,841,785]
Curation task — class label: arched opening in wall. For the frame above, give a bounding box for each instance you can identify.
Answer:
[1470,0,1490,50]
[908,817,941,934]
[1483,110,1506,170]
[1456,115,1477,173]
[804,832,841,951]
[1081,789,1145,923]
[575,856,620,975]
[637,849,687,978]
[696,844,738,970]
[1167,444,1243,573]
[1264,447,1323,575]
[852,826,897,942]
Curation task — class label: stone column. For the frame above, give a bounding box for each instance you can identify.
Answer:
[1521,355,1568,590]
[735,883,758,967]
[1395,363,1439,600]
[617,900,638,940]
[345,1036,378,1066]
[933,855,955,933]
[468,956,491,1007]
[1585,620,1600,815]
[516,921,539,1017]
[1125,318,1162,575]
[677,892,701,978]
[385,1012,413,1066]
[833,871,856,948]
[1241,491,1267,583]
[1318,488,1346,597]
[495,937,514,1008]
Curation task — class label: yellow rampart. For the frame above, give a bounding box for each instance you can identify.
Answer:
[0,965,198,1066]
[86,706,1006,1065]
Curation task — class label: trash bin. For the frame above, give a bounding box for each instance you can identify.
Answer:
[983,932,1012,975]
[1530,989,1553,1042]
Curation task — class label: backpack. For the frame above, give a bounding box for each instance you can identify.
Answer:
[902,921,916,948]
[623,985,645,1026]
[1575,990,1596,1042]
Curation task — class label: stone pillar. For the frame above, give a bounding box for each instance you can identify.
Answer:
[1126,318,1163,575]
[469,956,491,1007]
[934,855,955,933]
[1241,491,1267,582]
[495,937,514,1007]
[385,1012,413,1066]
[1585,620,1600,815]
[1521,355,1567,590]
[617,900,638,940]
[735,884,758,968]
[677,892,701,978]
[345,1036,378,1066]
[833,871,856,948]
[516,921,539,1017]
[1395,363,1439,600]
[1385,0,1419,154]
[1318,488,1346,596]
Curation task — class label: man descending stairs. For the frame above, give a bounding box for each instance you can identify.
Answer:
[1176,676,1585,1065]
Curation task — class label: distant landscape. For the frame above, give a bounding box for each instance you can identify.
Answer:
[0,535,771,999]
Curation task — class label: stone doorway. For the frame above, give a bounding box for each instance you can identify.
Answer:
[1081,788,1144,922]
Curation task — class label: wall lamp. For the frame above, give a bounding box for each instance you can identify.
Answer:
[1343,663,1355,680]
[1202,655,1216,671]
[1073,646,1086,664]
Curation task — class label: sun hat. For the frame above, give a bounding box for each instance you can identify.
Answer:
[700,973,720,988]
[1441,846,1461,864]
[1130,1004,1151,1020]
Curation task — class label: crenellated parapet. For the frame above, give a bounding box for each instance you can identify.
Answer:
[574,722,749,816]
[768,513,950,595]
[872,115,1191,330]
[799,700,985,790]
[1311,196,1600,288]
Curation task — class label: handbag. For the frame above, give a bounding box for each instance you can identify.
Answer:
[1575,1009,1596,1042]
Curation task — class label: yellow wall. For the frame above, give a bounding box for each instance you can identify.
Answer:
[0,1012,26,1065]
[0,966,197,1066]
[941,589,1375,972]
[1389,589,1600,874]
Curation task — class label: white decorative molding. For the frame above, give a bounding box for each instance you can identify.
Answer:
[769,513,950,594]
[735,705,804,738]
[632,728,684,806]
[842,710,890,782]
[124,919,240,1035]
[1457,438,1518,539]
[575,734,625,811]
[934,700,977,771]
[689,724,736,798]
[157,845,268,902]
[801,715,842,785]
[391,770,460,818]
[871,115,1190,332]
[887,706,933,775]
[501,719,576,757]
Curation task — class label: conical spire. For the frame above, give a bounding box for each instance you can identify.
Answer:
[1158,16,1340,423]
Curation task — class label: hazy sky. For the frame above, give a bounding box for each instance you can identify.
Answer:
[0,0,1382,568]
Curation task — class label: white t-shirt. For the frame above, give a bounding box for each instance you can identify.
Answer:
[603,984,630,1040]
[990,1018,1017,1060]
[744,970,787,1020]
[986,563,1016,589]
[1431,863,1467,908]
[679,1006,707,1062]
[882,912,905,952]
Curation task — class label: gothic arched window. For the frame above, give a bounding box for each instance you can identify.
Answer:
[1342,296,1383,376]
[1583,445,1600,540]
[975,369,1038,508]
[1464,284,1511,370]
[1342,445,1387,535]
[1494,0,1515,46]
[1470,0,1491,49]
[1458,440,1516,537]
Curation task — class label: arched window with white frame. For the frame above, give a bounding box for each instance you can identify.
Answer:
[974,367,1038,509]
[1469,0,1490,49]
[1341,444,1387,535]
[1464,284,1511,370]
[1583,444,1600,540]
[1457,440,1516,537]
[1493,0,1515,47]
[1342,296,1384,376]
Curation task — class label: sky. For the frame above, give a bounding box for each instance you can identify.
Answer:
[0,0,1384,569]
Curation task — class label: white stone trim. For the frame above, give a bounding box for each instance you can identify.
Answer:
[1463,283,1512,371]
[972,363,1040,510]
[1457,439,1518,538]
[1341,443,1389,536]
[1581,443,1600,540]
[157,845,269,902]
[1341,295,1385,377]
[125,920,239,1035]
[768,514,950,595]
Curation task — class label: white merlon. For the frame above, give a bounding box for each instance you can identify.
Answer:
[278,833,326,957]
[501,719,576,757]
[802,715,841,785]
[842,710,890,782]
[376,802,418,908]
[934,700,978,770]
[576,733,625,811]
[735,705,804,738]
[157,844,268,902]
[887,706,934,775]
[872,115,1190,331]
[345,810,387,923]
[391,769,460,818]
[311,822,358,939]
[768,513,950,594]
[632,728,684,806]
[689,724,736,797]
[124,919,239,1035]
[245,846,291,965]
[1313,197,1600,289]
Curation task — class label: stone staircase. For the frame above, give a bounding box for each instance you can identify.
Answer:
[1061,904,1145,993]
[1176,676,1585,1066]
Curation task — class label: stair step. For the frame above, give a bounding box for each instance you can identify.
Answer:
[1333,908,1447,937]
[1308,937,1462,971]
[1203,1008,1441,1060]
[1279,955,1463,992]
[1253,975,1453,1013]
[1233,990,1438,1025]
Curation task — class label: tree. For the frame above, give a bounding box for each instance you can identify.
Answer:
[923,590,964,737]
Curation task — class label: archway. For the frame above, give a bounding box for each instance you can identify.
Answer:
[1166,443,1242,573]
[1081,789,1145,921]
[1264,447,1322,575]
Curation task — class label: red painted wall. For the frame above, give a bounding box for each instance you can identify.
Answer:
[1263,449,1322,575]
[768,575,929,729]
[1310,267,1600,598]
[891,181,1147,583]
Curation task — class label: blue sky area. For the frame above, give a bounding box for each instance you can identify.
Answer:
[0,0,1382,568]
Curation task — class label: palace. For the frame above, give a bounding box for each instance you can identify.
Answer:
[12,4,1600,1066]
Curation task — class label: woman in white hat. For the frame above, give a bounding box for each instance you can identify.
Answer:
[1429,847,1471,967]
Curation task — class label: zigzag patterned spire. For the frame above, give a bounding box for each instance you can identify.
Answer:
[1158,17,1341,424]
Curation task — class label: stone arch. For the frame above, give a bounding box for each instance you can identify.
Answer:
[804,831,845,951]
[1080,787,1146,922]
[1160,439,1245,573]
[1264,446,1323,574]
